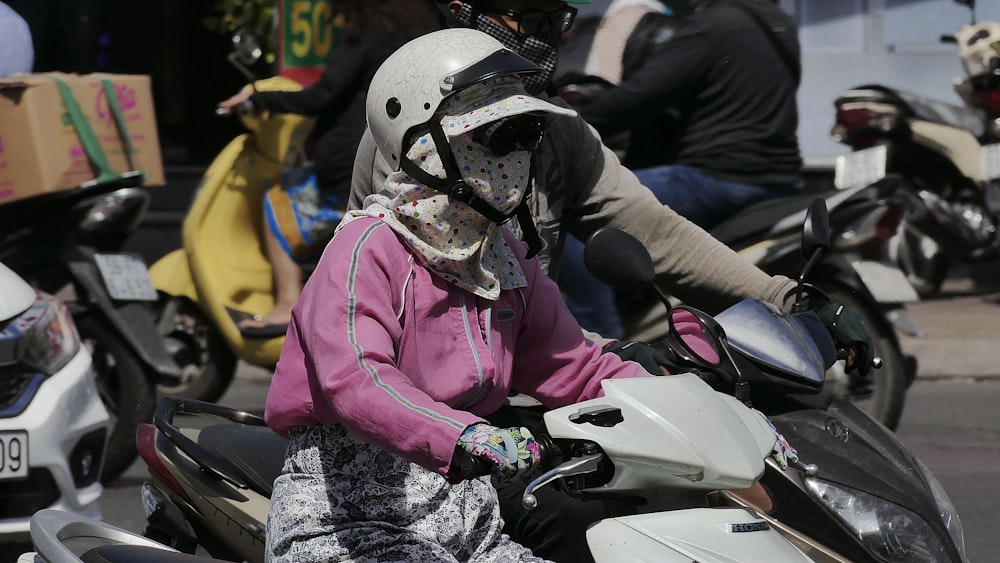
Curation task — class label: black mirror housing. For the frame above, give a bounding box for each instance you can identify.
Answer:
[801,197,831,260]
[583,228,656,291]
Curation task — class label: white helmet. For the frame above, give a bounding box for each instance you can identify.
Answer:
[366,28,541,168]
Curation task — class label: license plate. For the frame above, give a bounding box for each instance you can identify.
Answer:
[981,143,1000,181]
[0,431,28,481]
[834,146,887,190]
[94,253,159,302]
[852,260,919,303]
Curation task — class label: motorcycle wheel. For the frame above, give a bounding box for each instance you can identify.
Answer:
[76,315,157,484]
[891,224,949,299]
[821,286,909,430]
[156,299,237,403]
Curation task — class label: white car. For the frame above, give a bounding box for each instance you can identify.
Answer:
[0,261,111,542]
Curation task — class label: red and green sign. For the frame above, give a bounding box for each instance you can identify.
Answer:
[277,0,343,86]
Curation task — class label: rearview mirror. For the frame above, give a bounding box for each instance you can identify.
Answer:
[801,197,830,260]
[583,227,655,290]
[230,29,263,66]
[669,307,723,366]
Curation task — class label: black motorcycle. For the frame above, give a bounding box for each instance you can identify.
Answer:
[581,207,966,563]
[0,173,182,483]
[829,0,1000,297]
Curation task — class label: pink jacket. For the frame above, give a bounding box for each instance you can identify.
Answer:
[265,217,649,477]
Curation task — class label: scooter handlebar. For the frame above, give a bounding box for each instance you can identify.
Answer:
[454,449,492,480]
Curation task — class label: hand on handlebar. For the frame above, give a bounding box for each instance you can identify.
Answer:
[802,297,877,378]
[756,410,799,471]
[603,340,675,376]
[217,90,256,118]
[453,423,542,484]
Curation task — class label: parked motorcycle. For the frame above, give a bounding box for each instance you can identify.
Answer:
[148,30,315,402]
[132,202,965,562]
[0,261,111,543]
[0,173,181,484]
[830,0,1000,297]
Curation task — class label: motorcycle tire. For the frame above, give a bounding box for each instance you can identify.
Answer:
[76,315,157,484]
[156,299,237,404]
[820,285,909,430]
[891,223,950,299]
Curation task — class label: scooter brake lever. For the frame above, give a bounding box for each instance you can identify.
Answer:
[836,347,883,370]
[787,457,819,476]
[522,453,603,510]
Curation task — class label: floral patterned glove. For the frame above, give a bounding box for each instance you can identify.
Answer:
[756,410,799,471]
[456,423,542,483]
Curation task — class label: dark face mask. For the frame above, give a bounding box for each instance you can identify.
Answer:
[455,3,561,95]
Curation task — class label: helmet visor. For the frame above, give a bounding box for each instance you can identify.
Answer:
[438,76,577,147]
[443,49,541,94]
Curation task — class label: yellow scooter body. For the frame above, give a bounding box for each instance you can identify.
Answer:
[149,76,315,368]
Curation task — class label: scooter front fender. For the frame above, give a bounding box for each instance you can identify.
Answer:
[587,507,812,562]
[149,249,198,303]
[759,404,965,562]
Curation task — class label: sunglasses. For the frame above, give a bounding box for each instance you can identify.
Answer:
[471,114,547,156]
[478,4,578,35]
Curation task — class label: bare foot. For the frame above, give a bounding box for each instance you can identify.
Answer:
[238,307,292,330]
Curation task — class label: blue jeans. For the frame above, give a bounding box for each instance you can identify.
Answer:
[558,164,801,339]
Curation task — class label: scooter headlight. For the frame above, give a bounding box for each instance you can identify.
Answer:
[79,187,151,234]
[914,458,967,562]
[0,292,81,417]
[805,478,956,562]
[5,292,81,376]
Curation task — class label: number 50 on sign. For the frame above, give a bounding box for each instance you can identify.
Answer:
[279,0,345,85]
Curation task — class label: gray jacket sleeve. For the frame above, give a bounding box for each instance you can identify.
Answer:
[547,110,798,314]
[348,114,797,315]
[349,127,385,211]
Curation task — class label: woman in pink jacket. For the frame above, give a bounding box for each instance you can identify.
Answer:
[263,29,723,562]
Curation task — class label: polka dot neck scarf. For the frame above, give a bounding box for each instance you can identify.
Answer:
[341,132,529,301]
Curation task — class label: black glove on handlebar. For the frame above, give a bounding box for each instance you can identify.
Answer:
[803,297,877,378]
[602,340,676,376]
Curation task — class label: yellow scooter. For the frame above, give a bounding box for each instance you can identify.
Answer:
[149,31,315,401]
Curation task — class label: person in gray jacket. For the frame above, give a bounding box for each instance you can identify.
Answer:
[349,1,875,561]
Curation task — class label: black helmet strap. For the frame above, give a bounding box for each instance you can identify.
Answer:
[398,120,543,258]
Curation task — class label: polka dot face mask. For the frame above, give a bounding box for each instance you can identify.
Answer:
[339,132,528,300]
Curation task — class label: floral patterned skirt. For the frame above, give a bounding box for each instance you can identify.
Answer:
[265,424,548,563]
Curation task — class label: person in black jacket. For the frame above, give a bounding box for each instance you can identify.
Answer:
[559,0,805,339]
[218,0,440,334]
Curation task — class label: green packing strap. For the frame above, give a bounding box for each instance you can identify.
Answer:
[47,75,143,185]
[101,78,145,184]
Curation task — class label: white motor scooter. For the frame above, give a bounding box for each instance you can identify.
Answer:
[515,374,814,561]
[21,368,810,562]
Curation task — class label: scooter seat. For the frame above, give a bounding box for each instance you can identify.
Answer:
[837,84,986,137]
[711,192,816,246]
[197,424,287,498]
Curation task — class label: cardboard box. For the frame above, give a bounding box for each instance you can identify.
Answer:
[0,72,165,204]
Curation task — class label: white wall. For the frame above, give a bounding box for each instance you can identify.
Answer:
[572,0,999,164]
[793,0,994,163]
